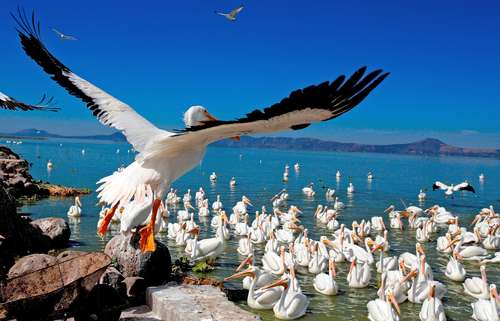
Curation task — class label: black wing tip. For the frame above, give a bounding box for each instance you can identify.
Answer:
[462,184,475,193]
[11,7,40,39]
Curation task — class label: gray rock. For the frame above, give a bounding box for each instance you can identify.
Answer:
[7,253,57,278]
[31,217,71,247]
[104,234,171,286]
[100,266,126,294]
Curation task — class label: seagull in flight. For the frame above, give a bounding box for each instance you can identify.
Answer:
[0,91,58,112]
[14,9,388,252]
[432,181,475,196]
[52,28,77,41]
[215,5,244,21]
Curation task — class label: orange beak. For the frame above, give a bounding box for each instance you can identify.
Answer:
[230,136,241,141]
[261,278,288,291]
[224,268,255,282]
[236,255,253,272]
[388,292,401,315]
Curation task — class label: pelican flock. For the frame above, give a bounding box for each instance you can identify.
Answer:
[8,9,499,321]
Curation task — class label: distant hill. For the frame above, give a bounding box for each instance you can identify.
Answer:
[2,129,499,158]
[1,128,127,142]
[212,136,500,158]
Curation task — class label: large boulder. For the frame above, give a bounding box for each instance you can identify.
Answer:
[31,217,71,247]
[7,253,57,278]
[104,234,171,286]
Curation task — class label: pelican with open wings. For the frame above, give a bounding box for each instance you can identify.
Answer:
[1,91,57,111]
[14,10,389,252]
[432,181,475,197]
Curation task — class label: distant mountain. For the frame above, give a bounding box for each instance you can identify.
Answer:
[2,129,499,158]
[212,136,500,158]
[1,128,127,142]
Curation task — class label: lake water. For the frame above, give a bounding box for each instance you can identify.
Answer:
[5,137,500,321]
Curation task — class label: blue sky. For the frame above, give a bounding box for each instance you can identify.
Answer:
[1,0,499,147]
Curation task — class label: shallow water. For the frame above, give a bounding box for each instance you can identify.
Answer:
[5,137,500,321]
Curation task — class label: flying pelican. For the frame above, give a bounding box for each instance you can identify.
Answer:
[0,91,58,111]
[16,11,388,252]
[52,28,77,40]
[215,5,244,22]
[432,181,475,196]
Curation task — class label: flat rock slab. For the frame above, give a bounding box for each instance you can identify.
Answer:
[120,305,161,321]
[147,284,261,321]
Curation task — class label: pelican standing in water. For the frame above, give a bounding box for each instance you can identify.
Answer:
[16,11,388,252]
[67,196,82,218]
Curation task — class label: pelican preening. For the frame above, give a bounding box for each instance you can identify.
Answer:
[432,181,475,197]
[14,11,388,252]
[0,91,58,111]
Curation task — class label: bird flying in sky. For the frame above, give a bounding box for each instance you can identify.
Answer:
[52,28,77,41]
[215,5,244,21]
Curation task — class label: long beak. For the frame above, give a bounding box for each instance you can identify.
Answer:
[224,268,255,282]
[388,292,401,315]
[349,259,357,274]
[236,255,253,272]
[400,269,417,284]
[371,243,384,253]
[261,278,288,291]
[204,110,218,121]
[384,206,393,213]
[243,197,253,206]
[188,226,200,235]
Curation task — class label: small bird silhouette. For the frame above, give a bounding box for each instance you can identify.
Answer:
[215,5,244,21]
[52,28,77,41]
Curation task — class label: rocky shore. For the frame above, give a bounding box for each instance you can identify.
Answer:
[0,146,90,199]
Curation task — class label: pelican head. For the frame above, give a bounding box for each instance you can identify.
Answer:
[224,266,256,282]
[184,105,217,128]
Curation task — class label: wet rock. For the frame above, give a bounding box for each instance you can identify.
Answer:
[122,276,147,305]
[31,217,71,247]
[100,266,126,293]
[7,253,57,278]
[57,250,87,261]
[104,234,172,286]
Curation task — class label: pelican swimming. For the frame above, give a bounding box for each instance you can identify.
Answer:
[464,265,490,300]
[347,258,371,288]
[471,284,500,321]
[444,251,466,282]
[302,183,315,197]
[209,172,217,182]
[367,274,400,321]
[14,12,388,252]
[313,257,338,295]
[67,196,82,218]
[419,283,447,321]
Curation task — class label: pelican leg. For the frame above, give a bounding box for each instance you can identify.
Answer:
[139,198,162,252]
[97,201,120,237]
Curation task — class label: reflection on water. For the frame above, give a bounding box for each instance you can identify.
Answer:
[5,137,500,321]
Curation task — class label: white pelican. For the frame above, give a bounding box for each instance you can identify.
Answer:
[0,91,58,111]
[212,195,223,212]
[347,258,371,288]
[334,197,345,210]
[313,258,338,295]
[235,215,251,236]
[233,196,252,215]
[308,243,327,274]
[367,171,374,180]
[344,238,376,264]
[236,255,275,290]
[182,189,192,203]
[451,237,489,261]
[471,284,500,321]
[229,176,236,187]
[17,14,388,252]
[419,283,447,321]
[464,265,490,300]
[336,170,341,179]
[47,160,53,170]
[418,189,427,201]
[198,200,210,217]
[224,267,282,310]
[52,28,77,41]
[325,188,335,198]
[483,225,500,250]
[262,267,309,320]
[237,234,254,256]
[371,216,386,231]
[444,252,466,282]
[67,196,82,218]
[406,256,447,303]
[209,172,217,182]
[302,183,315,197]
[263,246,287,275]
[347,182,355,194]
[177,201,195,221]
[215,5,244,22]
[294,163,300,171]
[432,181,475,196]
[367,274,400,321]
[265,232,280,254]
[480,252,500,265]
[479,173,485,181]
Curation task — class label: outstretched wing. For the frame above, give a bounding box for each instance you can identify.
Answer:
[142,67,388,161]
[230,5,244,17]
[454,182,475,193]
[0,91,58,112]
[13,9,168,152]
[432,181,449,191]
